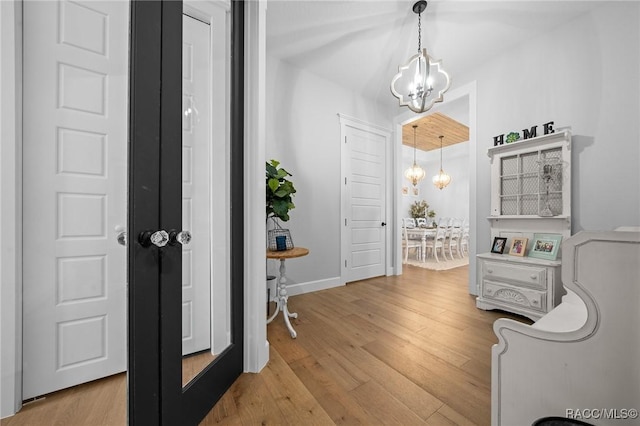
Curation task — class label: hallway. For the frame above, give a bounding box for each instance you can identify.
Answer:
[2,265,529,425]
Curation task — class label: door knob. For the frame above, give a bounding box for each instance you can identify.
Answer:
[381,222,387,227]
[116,231,127,246]
[138,230,169,247]
[169,230,192,246]
[115,225,127,246]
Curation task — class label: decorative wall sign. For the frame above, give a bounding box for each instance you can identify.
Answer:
[494,121,555,146]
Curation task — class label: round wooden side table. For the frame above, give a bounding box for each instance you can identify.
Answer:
[266,247,309,338]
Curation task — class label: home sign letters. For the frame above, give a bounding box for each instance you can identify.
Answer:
[493,121,555,146]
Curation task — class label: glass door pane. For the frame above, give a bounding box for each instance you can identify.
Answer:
[181,2,232,385]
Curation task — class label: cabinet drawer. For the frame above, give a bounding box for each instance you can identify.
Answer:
[483,261,546,289]
[482,280,546,312]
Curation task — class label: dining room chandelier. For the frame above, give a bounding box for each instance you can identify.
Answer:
[390,0,450,113]
[405,125,426,186]
[432,135,451,189]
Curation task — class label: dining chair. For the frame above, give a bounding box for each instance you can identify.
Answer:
[437,217,450,228]
[425,225,447,262]
[460,220,470,256]
[402,222,422,262]
[446,226,463,259]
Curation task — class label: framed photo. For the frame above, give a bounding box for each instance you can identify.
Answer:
[529,233,562,260]
[412,186,420,197]
[491,237,507,254]
[401,186,409,196]
[509,237,528,257]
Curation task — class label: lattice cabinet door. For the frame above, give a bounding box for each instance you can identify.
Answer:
[499,147,564,216]
[489,131,571,219]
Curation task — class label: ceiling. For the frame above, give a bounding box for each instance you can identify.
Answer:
[402,112,469,152]
[266,1,602,113]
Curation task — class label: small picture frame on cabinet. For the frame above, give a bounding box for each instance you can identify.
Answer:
[509,237,528,257]
[491,237,507,254]
[529,233,562,260]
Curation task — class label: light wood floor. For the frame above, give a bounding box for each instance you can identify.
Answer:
[2,264,530,425]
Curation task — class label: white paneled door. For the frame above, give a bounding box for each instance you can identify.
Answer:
[341,118,390,283]
[181,14,211,356]
[22,1,129,398]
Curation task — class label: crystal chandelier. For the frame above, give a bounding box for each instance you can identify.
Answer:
[405,125,426,186]
[391,1,451,113]
[432,135,451,190]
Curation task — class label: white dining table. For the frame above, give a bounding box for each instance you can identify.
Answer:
[405,227,437,262]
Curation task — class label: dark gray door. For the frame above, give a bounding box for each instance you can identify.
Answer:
[127,2,244,424]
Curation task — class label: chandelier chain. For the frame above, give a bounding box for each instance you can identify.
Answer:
[413,125,418,164]
[417,12,422,53]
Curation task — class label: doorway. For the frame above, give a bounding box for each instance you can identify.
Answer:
[394,82,478,294]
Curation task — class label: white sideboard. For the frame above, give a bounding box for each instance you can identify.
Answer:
[476,253,563,321]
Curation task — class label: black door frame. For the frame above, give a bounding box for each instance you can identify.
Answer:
[128,1,244,424]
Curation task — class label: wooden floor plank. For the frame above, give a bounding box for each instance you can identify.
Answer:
[289,356,375,425]
[348,380,427,425]
[261,348,334,425]
[4,264,533,426]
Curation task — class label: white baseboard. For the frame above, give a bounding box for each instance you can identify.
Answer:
[285,276,343,297]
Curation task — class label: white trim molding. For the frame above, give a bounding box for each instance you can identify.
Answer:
[285,277,343,297]
[243,0,269,373]
[1,0,23,418]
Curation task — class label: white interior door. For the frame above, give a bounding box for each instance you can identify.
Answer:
[22,0,128,399]
[341,119,389,283]
[181,13,211,356]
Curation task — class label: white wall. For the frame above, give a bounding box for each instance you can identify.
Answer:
[400,142,470,224]
[453,2,640,262]
[265,55,394,287]
[266,1,640,297]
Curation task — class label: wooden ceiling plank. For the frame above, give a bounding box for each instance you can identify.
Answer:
[402,112,469,152]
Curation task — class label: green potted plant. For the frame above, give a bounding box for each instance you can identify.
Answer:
[266,159,296,222]
[409,200,436,224]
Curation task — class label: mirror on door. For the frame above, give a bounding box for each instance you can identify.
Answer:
[180,1,232,387]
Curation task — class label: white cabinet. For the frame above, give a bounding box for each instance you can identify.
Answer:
[476,253,563,321]
[476,130,572,319]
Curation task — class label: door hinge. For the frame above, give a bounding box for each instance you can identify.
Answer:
[344,136,347,144]
[345,177,347,185]
[344,218,347,226]
[345,259,347,267]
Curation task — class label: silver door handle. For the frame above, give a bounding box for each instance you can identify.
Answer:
[138,230,169,247]
[115,225,127,246]
[117,231,127,246]
[169,230,191,245]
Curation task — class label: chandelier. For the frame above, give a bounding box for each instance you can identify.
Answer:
[432,135,451,189]
[405,125,426,186]
[391,1,450,113]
